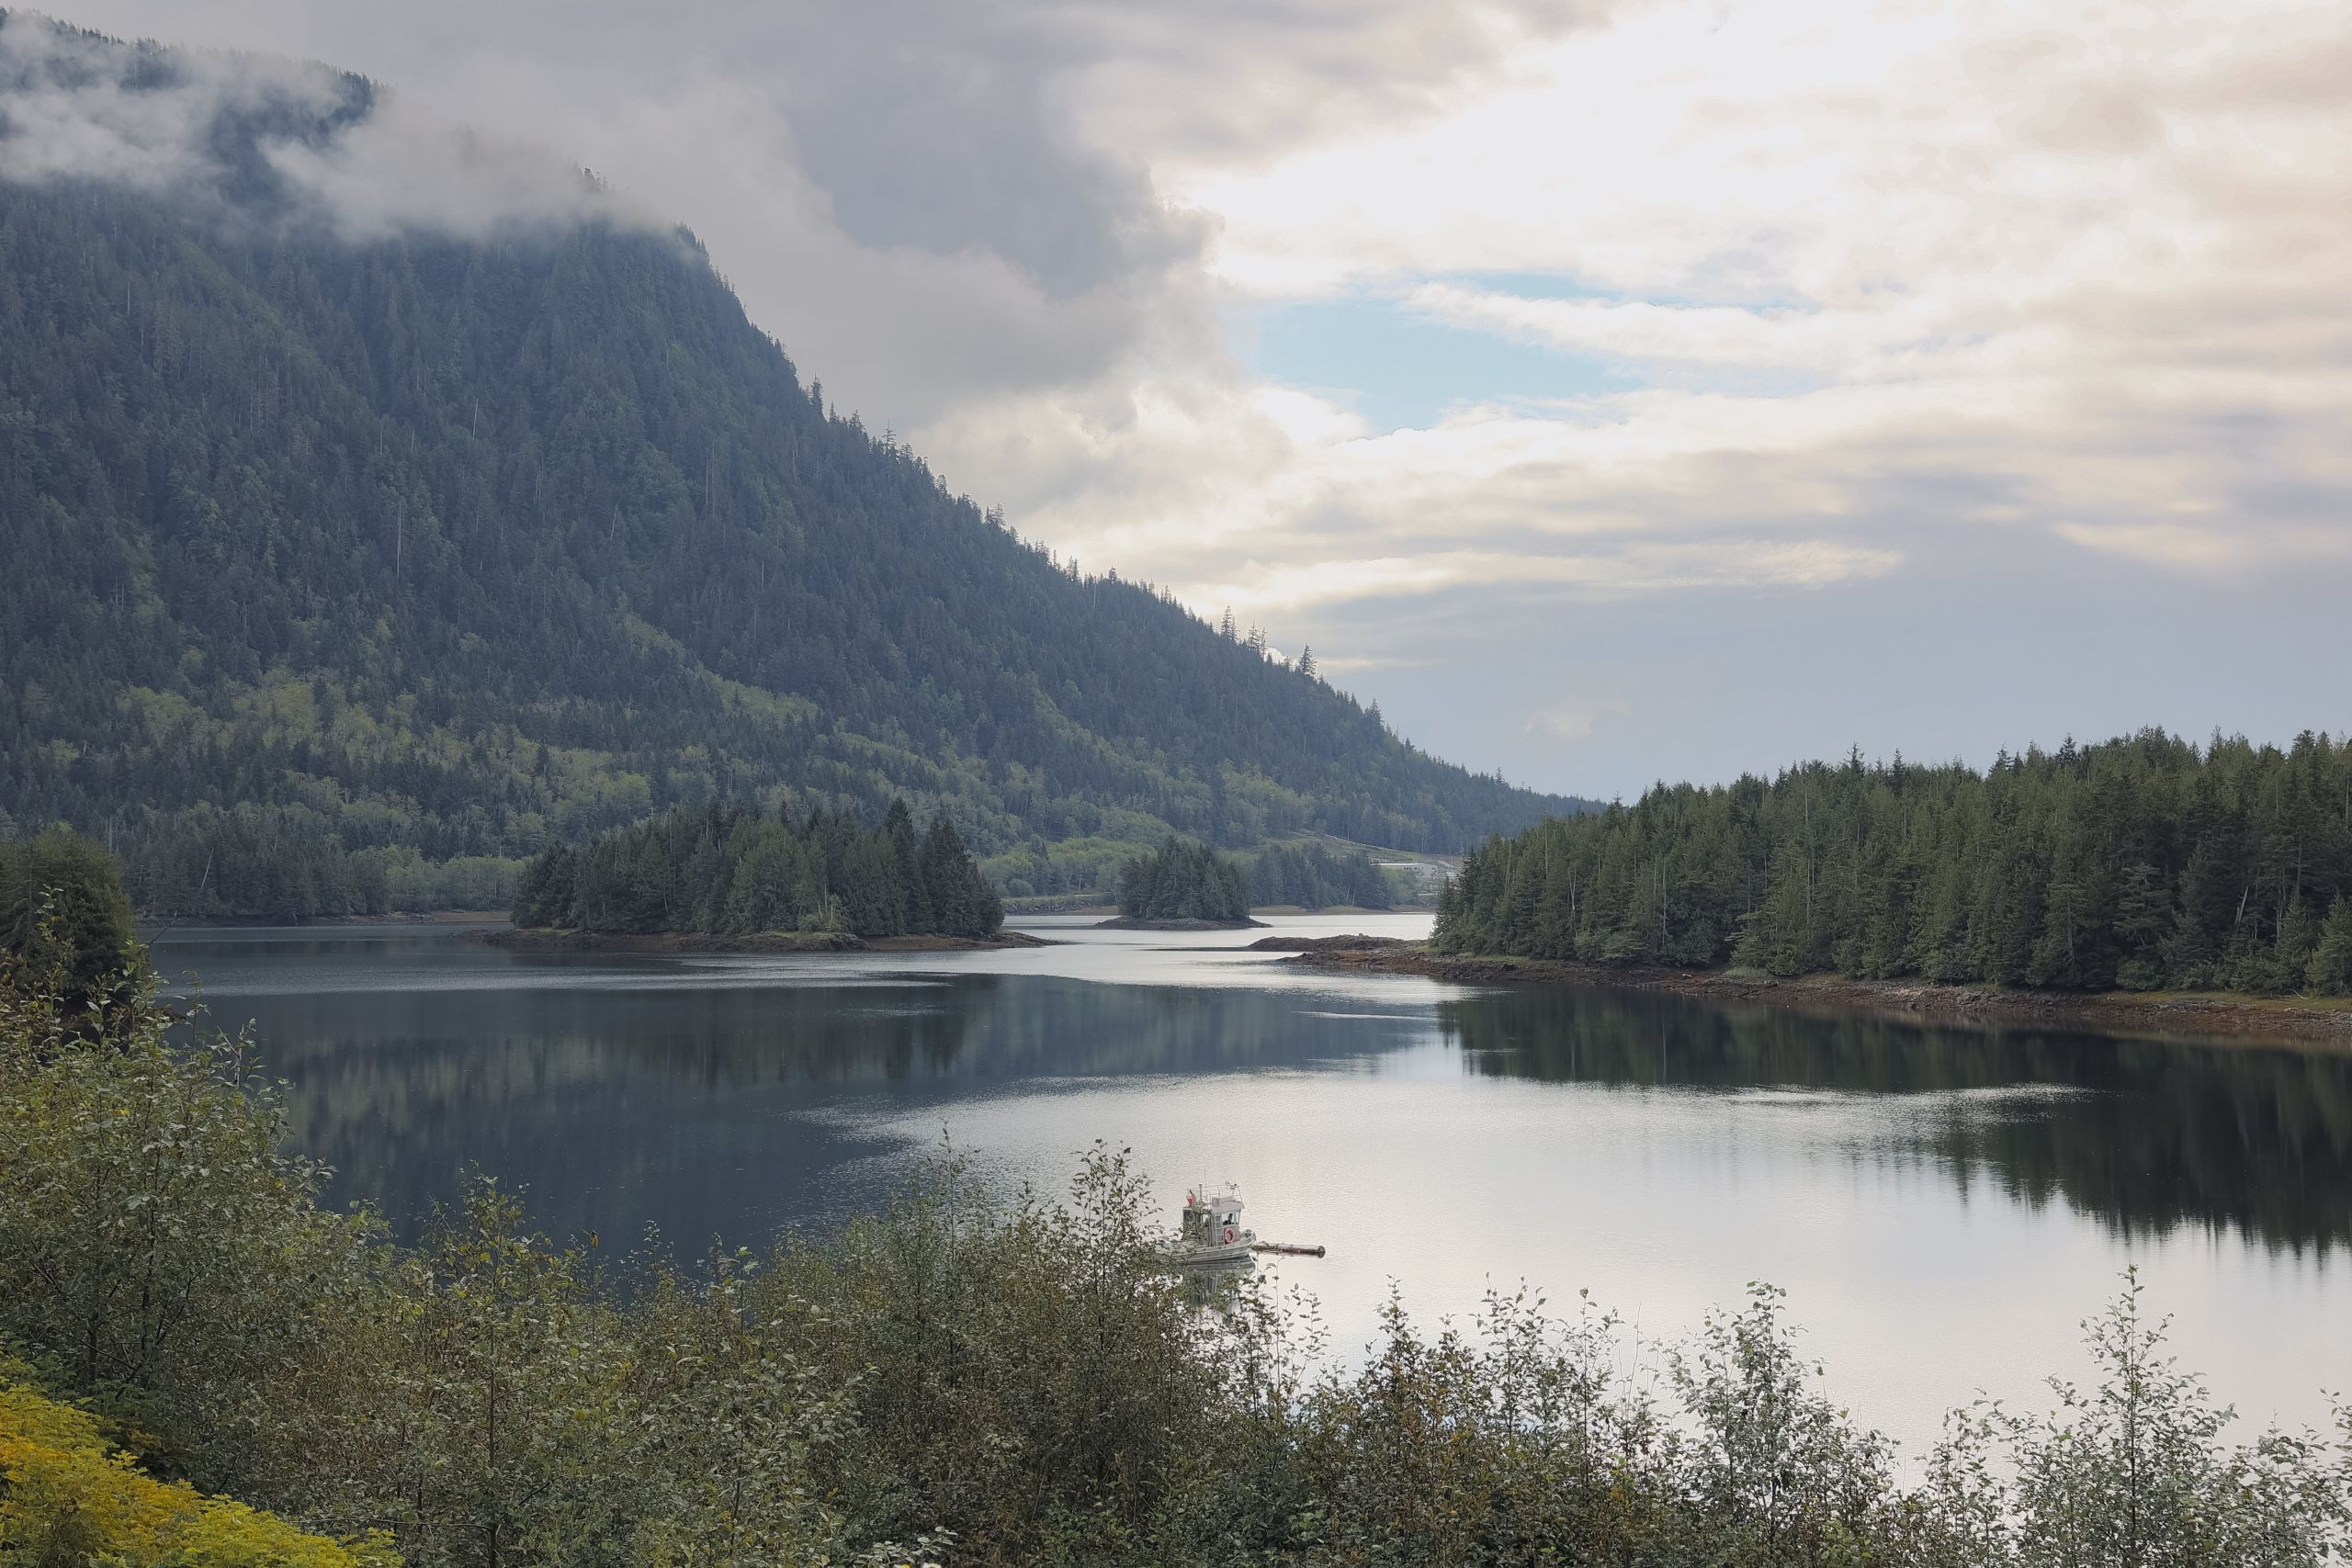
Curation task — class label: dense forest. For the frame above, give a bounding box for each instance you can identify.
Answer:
[8,955,2352,1564]
[1248,840,1392,910]
[1116,837,1252,922]
[1437,729,2352,995]
[0,20,1588,920]
[511,800,1001,939]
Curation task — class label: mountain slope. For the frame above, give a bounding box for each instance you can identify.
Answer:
[0,24,1588,914]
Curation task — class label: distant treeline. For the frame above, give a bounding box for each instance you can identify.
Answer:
[1438,729,2352,995]
[1247,841,1391,910]
[513,801,1001,940]
[1117,838,1252,922]
[86,803,525,922]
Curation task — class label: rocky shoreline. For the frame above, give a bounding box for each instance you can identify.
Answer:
[476,928,1056,954]
[1094,916,1269,931]
[1252,936,2352,1051]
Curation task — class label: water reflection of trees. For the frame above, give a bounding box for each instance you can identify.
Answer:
[211,964,2352,1262]
[1440,987,2352,1258]
[217,976,1414,1243]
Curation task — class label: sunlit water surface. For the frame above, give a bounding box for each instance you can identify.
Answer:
[152,915,2352,1458]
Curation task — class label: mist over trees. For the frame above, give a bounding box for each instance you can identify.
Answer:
[513,800,1001,940]
[1438,729,2352,995]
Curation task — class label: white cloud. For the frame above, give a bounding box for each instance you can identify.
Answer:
[2056,520,2352,574]
[0,15,638,238]
[1525,696,1629,749]
[1181,537,1899,620]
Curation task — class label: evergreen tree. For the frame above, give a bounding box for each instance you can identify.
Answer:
[511,845,578,930]
[882,801,932,935]
[917,818,1001,940]
[2310,897,2352,996]
[841,836,907,938]
[2113,863,2174,989]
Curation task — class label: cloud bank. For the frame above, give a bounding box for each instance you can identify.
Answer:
[0,14,635,238]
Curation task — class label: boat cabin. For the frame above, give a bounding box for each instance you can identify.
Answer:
[1182,1184,1249,1251]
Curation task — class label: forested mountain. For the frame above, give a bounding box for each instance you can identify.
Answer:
[1437,730,2352,995]
[0,20,1587,919]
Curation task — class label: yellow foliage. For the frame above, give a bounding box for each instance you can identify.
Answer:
[0,1370,398,1567]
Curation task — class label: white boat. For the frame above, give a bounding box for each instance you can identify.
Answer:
[1170,1182,1256,1265]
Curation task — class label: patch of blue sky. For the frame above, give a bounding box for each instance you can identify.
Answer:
[1231,274,1827,434]
[1429,268,1817,311]
[1230,291,1624,434]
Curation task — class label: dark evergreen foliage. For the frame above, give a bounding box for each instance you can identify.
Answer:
[513,799,1001,939]
[0,826,142,1007]
[0,44,1589,918]
[1437,729,2352,995]
[1247,841,1390,909]
[1115,837,1251,921]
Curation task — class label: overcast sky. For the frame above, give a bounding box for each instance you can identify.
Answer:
[17,0,2352,799]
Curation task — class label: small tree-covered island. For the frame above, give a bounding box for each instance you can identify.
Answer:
[1096,836,1395,927]
[503,800,1017,950]
[1101,836,1261,928]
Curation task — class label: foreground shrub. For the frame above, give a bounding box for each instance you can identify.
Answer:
[0,972,380,1492]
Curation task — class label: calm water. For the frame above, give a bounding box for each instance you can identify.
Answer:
[151,915,2352,1455]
